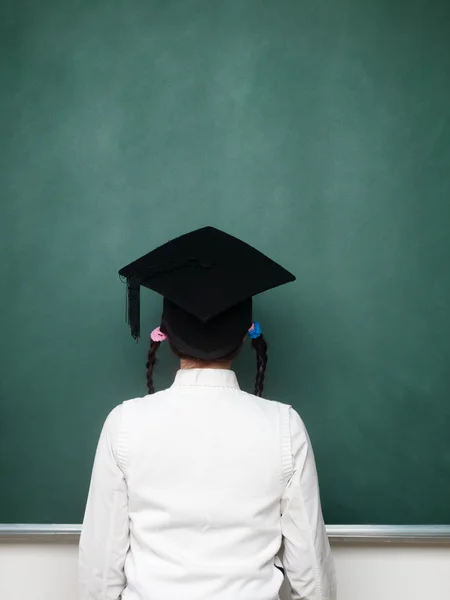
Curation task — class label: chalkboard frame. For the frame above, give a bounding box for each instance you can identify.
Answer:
[1,524,450,543]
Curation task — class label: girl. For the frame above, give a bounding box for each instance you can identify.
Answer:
[79,226,336,600]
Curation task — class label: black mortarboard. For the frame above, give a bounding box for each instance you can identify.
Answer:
[119,226,295,360]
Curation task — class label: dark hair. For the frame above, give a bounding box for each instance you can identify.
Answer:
[146,340,161,395]
[146,334,268,397]
[251,334,268,397]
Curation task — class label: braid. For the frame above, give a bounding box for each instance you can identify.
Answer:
[252,334,268,397]
[146,340,161,394]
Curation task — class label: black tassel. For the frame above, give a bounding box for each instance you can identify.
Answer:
[120,257,202,341]
[127,276,141,340]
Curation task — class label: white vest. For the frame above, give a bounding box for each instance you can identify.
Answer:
[79,369,336,600]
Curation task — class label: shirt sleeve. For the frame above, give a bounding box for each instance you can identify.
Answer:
[78,405,130,600]
[280,408,337,600]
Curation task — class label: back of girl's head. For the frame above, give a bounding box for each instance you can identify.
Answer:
[118,226,295,398]
[146,326,268,397]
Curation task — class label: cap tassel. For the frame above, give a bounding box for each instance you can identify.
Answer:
[127,276,141,340]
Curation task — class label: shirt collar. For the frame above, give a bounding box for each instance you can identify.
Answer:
[172,369,240,389]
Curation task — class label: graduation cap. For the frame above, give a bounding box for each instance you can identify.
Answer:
[119,226,295,360]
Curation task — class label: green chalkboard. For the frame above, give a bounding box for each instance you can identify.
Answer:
[1,0,450,525]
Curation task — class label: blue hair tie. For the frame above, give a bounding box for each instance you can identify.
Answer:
[248,321,262,339]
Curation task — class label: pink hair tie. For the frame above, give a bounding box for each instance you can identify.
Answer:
[150,327,167,343]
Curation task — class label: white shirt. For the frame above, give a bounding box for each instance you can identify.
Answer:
[79,369,336,600]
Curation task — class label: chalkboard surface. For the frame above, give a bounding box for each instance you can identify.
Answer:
[1,0,450,524]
